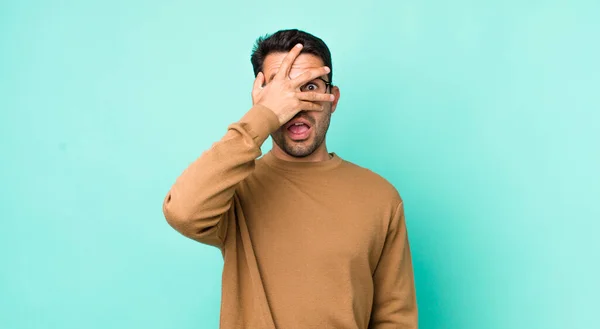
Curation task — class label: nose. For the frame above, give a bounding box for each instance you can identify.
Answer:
[294,111,315,124]
[295,111,312,119]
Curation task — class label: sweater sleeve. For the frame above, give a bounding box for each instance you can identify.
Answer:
[162,104,280,248]
[369,201,418,329]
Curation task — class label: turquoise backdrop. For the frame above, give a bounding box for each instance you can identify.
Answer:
[1,1,598,328]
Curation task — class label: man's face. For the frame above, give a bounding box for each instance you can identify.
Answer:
[262,52,340,158]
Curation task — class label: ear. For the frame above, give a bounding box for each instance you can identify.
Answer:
[330,86,341,113]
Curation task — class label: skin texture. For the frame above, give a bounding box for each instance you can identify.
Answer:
[251,44,341,162]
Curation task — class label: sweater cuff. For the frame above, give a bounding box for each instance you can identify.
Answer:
[237,104,280,146]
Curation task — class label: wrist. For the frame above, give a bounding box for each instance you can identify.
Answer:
[237,104,280,146]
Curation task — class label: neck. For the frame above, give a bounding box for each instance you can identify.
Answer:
[271,142,331,162]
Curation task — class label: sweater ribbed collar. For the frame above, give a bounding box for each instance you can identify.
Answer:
[261,151,343,173]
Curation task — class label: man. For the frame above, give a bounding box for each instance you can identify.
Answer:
[163,29,418,329]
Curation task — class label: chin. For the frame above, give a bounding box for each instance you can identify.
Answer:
[283,141,320,158]
[272,130,324,158]
[284,149,314,158]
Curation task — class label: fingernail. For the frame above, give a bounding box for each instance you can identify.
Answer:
[330,94,335,101]
[324,67,331,73]
[296,43,303,48]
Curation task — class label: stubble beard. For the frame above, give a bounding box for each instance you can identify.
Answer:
[272,112,331,158]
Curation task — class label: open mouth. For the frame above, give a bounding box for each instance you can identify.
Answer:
[286,121,312,141]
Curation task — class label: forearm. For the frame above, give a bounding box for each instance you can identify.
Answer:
[163,104,279,245]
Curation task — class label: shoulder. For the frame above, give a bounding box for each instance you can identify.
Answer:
[338,159,403,205]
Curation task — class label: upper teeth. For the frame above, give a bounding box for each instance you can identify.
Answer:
[294,123,304,126]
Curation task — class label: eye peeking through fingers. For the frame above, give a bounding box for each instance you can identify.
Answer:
[303,83,319,92]
[299,78,330,93]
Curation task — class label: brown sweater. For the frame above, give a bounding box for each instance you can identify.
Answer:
[163,104,418,329]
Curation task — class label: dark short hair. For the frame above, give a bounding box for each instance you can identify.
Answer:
[251,29,333,83]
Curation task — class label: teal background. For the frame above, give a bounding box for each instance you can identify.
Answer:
[1,1,598,328]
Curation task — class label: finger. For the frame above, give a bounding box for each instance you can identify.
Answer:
[252,72,264,100]
[275,43,303,80]
[299,101,324,112]
[291,66,330,88]
[253,72,264,91]
[296,92,335,103]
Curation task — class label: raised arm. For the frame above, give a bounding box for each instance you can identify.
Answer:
[162,43,334,247]
[162,105,279,247]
